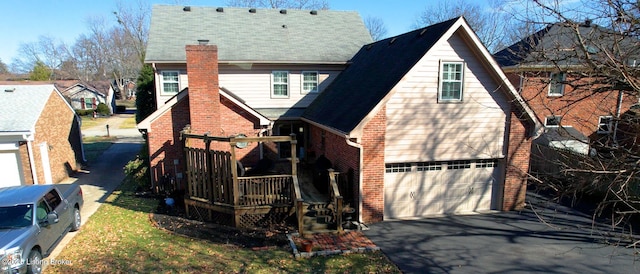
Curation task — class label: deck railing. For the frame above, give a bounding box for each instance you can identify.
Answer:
[328,169,344,233]
[237,175,293,206]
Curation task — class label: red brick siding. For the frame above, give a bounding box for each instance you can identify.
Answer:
[503,105,532,210]
[31,91,81,184]
[513,72,637,137]
[18,142,33,185]
[220,96,262,165]
[148,96,191,184]
[359,106,386,223]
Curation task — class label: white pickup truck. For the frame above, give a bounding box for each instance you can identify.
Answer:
[0,184,83,274]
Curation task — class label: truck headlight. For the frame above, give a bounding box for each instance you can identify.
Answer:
[0,247,23,269]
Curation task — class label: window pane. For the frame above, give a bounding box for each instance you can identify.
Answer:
[440,62,463,101]
[302,72,318,93]
[274,84,287,96]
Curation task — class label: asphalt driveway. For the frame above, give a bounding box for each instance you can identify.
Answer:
[364,193,640,273]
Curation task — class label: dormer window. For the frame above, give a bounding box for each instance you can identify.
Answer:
[548,72,565,96]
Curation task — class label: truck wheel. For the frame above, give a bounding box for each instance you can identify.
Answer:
[70,207,81,232]
[27,249,42,274]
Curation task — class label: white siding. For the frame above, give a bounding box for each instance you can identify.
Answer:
[154,63,342,109]
[385,30,510,163]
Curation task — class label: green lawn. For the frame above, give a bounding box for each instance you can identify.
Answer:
[118,116,137,129]
[82,136,116,162]
[46,180,400,273]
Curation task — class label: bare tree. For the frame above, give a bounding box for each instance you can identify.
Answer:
[12,35,71,79]
[414,0,515,52]
[499,0,640,245]
[225,0,329,10]
[365,16,388,41]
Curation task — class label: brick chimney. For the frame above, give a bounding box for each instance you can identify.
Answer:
[186,41,221,135]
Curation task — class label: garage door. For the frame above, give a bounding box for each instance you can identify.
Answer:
[384,159,498,219]
[0,149,24,188]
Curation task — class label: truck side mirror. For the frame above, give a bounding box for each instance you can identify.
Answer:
[43,212,59,226]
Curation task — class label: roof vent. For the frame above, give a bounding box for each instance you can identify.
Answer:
[216,7,224,12]
[282,24,287,28]
[583,19,592,27]
[280,9,287,14]
[310,10,317,15]
[419,28,428,36]
[249,8,256,13]
[183,6,191,12]
[198,39,209,45]
[366,44,373,50]
[389,37,397,45]
[5,88,15,92]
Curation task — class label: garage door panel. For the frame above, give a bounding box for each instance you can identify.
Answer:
[385,160,498,219]
[0,151,23,188]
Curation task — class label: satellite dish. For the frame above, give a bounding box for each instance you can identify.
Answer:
[235,134,248,148]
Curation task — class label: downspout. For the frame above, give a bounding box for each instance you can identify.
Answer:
[345,137,364,224]
[78,116,87,162]
[26,140,38,185]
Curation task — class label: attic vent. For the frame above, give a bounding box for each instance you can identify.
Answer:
[216,7,224,12]
[419,28,428,36]
[310,10,317,15]
[5,88,15,92]
[183,6,191,12]
[389,37,397,44]
[249,8,256,13]
[280,9,287,14]
[282,24,287,28]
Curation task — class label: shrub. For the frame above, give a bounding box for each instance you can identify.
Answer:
[124,145,150,190]
[96,103,110,116]
[75,109,93,116]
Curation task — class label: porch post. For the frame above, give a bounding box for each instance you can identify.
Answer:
[230,140,241,226]
[290,133,297,176]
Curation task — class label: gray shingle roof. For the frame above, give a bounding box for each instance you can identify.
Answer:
[494,22,640,68]
[302,18,458,133]
[0,85,55,132]
[146,5,372,63]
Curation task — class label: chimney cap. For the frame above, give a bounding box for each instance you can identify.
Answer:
[197,39,209,45]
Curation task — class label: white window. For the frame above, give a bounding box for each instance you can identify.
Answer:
[161,71,180,95]
[385,163,412,173]
[272,71,289,98]
[548,72,565,96]
[301,71,319,93]
[597,116,613,134]
[545,115,562,127]
[447,160,471,170]
[439,61,464,102]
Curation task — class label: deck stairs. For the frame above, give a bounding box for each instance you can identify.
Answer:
[297,168,340,234]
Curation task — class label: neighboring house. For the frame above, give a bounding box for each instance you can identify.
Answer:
[139,5,372,183]
[302,17,539,222]
[62,81,116,114]
[0,84,84,187]
[494,20,639,155]
[139,5,540,224]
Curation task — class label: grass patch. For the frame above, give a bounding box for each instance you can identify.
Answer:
[118,116,137,129]
[46,180,400,273]
[80,116,106,130]
[82,136,116,162]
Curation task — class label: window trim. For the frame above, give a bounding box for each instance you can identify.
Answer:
[271,71,290,98]
[301,71,319,94]
[160,70,180,95]
[438,61,465,103]
[548,72,566,97]
[597,116,613,134]
[545,115,562,127]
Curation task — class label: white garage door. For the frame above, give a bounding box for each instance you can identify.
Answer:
[0,149,24,188]
[384,160,498,219]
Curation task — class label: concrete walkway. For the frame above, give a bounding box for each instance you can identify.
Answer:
[46,114,144,265]
[364,193,640,274]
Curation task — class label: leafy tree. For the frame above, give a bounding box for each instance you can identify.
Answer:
[365,16,388,41]
[29,61,52,81]
[135,64,156,123]
[0,58,8,74]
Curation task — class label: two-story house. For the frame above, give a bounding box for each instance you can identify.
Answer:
[139,5,540,224]
[494,21,639,156]
[138,5,372,186]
